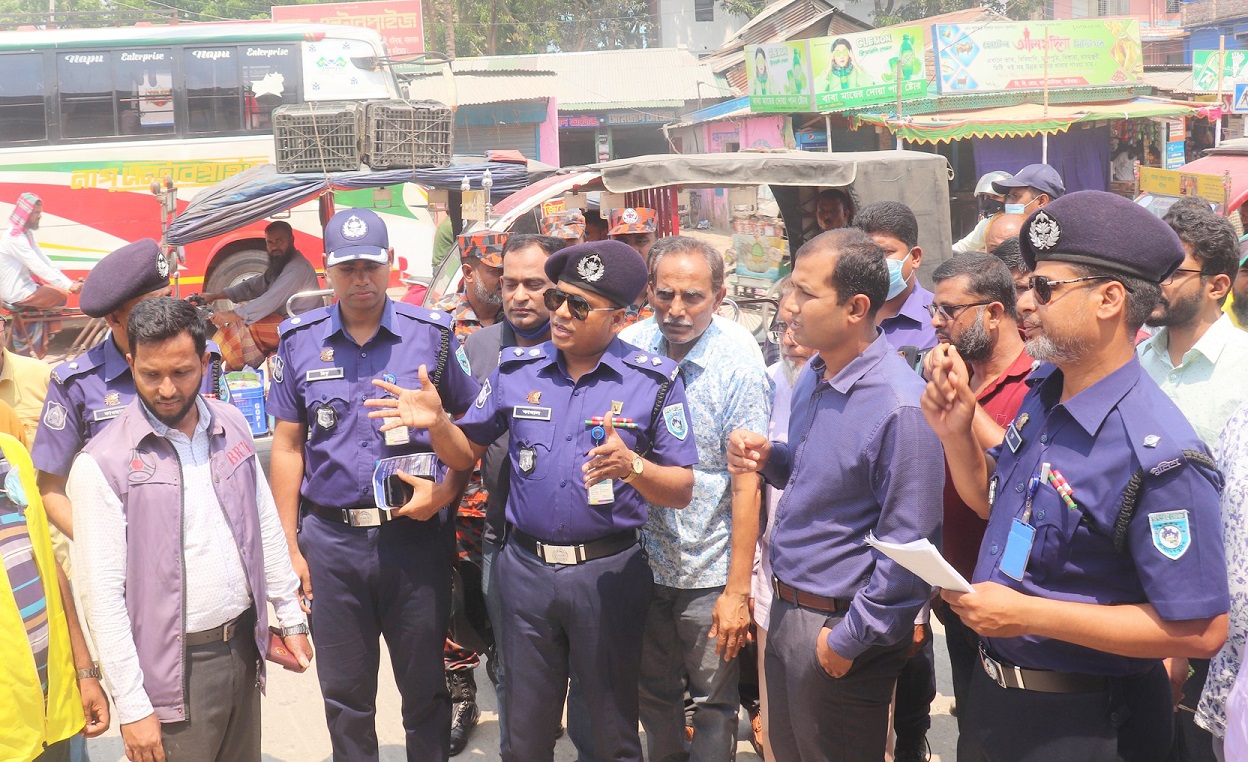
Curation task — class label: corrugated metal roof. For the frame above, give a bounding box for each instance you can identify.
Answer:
[419,48,726,110]
[402,71,558,106]
[1143,68,1199,94]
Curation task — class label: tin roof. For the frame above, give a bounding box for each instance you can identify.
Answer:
[402,70,559,106]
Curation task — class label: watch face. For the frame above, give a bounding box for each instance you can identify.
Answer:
[632,456,644,474]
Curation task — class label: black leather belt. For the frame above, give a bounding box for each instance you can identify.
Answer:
[773,577,851,615]
[509,525,638,566]
[979,645,1109,694]
[305,500,393,528]
[185,611,250,647]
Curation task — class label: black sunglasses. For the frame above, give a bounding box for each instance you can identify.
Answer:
[1026,275,1133,305]
[543,288,618,321]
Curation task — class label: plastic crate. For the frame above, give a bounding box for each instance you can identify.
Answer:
[273,102,362,174]
[364,100,453,170]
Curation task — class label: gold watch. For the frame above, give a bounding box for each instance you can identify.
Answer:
[621,454,644,483]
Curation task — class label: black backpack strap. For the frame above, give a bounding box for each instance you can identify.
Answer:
[1110,449,1220,553]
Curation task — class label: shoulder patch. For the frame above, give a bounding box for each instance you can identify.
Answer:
[455,345,472,376]
[279,305,332,337]
[662,402,689,440]
[1148,510,1191,560]
[42,401,68,431]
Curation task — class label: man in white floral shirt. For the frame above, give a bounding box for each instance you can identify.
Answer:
[621,235,772,761]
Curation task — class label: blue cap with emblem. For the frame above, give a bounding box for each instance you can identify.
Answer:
[1019,190,1185,283]
[80,238,171,318]
[544,239,647,308]
[324,208,389,267]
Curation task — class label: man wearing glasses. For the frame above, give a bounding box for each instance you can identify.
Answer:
[923,191,1229,760]
[369,239,697,761]
[923,252,1034,727]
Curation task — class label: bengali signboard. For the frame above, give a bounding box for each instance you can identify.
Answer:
[746,41,814,112]
[933,20,1142,94]
[1191,50,1248,93]
[809,27,927,111]
[272,0,424,56]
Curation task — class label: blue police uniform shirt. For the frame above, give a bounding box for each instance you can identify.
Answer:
[266,299,480,509]
[456,337,699,544]
[32,336,223,477]
[976,357,1229,676]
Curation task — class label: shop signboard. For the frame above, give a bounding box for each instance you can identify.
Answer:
[1137,167,1229,210]
[933,19,1143,94]
[272,0,423,56]
[1165,141,1185,170]
[746,41,814,112]
[808,27,927,111]
[1191,50,1248,93]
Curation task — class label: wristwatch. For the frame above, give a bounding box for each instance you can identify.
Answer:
[280,623,311,637]
[621,454,645,484]
[76,666,101,681]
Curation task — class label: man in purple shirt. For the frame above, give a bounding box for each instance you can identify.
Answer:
[856,201,937,355]
[729,228,945,762]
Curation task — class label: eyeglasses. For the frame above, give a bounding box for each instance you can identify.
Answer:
[543,288,618,321]
[1161,268,1205,286]
[924,301,992,322]
[768,322,792,344]
[1026,275,1132,305]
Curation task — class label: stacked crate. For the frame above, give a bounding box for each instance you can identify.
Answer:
[272,102,363,174]
[363,100,454,170]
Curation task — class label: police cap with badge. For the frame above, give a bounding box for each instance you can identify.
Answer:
[324,208,390,267]
[80,238,171,318]
[544,239,649,309]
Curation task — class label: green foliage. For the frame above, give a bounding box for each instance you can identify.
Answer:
[874,0,1045,26]
[423,0,655,55]
[719,0,767,19]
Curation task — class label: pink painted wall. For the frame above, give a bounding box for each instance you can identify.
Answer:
[540,98,560,166]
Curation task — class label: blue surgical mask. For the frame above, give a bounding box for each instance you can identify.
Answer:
[1003,203,1026,215]
[886,258,911,300]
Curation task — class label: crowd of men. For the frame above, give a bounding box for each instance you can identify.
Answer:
[6,160,1248,762]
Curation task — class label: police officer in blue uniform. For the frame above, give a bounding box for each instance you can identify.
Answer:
[34,238,224,537]
[369,240,698,761]
[922,191,1230,761]
[267,208,480,761]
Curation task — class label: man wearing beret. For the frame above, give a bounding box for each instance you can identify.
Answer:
[368,239,698,761]
[33,239,223,539]
[269,208,480,761]
[923,191,1229,760]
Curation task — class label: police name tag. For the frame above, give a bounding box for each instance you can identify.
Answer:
[306,367,345,383]
[512,405,551,421]
[1004,423,1024,453]
[92,407,124,423]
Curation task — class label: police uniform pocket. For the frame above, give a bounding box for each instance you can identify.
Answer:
[1028,487,1080,585]
[512,418,555,481]
[306,380,350,439]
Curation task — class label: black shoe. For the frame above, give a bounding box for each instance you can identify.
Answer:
[894,736,931,762]
[447,670,480,756]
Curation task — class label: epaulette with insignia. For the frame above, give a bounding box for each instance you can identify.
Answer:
[279,306,333,337]
[394,301,453,330]
[500,345,548,365]
[50,345,105,385]
[623,349,678,380]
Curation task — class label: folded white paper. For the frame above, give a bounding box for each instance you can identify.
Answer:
[865,533,975,594]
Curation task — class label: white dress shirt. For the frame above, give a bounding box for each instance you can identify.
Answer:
[0,230,72,304]
[70,397,304,724]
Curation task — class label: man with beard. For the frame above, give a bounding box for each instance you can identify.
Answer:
[437,231,506,340]
[923,191,1229,761]
[1137,203,1248,762]
[621,236,771,762]
[69,297,311,761]
[924,252,1034,726]
[198,221,321,371]
[461,233,565,746]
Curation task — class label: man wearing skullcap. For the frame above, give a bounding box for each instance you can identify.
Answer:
[33,239,223,540]
[923,191,1229,760]
[0,194,82,356]
[368,239,698,761]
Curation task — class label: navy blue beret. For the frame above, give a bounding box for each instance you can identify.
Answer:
[80,239,171,318]
[1019,191,1184,283]
[545,240,648,308]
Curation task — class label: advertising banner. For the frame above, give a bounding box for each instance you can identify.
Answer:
[809,27,927,111]
[933,19,1142,94]
[746,41,814,112]
[1191,50,1248,93]
[272,0,424,56]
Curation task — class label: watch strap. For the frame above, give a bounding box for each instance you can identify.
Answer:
[280,623,310,637]
[76,666,102,681]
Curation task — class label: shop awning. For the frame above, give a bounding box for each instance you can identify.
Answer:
[851,97,1224,145]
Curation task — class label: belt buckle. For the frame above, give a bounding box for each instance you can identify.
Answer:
[539,543,579,565]
[220,619,237,642]
[347,508,385,527]
[980,648,1009,690]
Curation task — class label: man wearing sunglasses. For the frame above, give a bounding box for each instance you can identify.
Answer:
[368,239,698,762]
[925,191,1229,761]
[923,252,1034,731]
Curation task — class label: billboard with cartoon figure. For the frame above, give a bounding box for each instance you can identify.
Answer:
[933,20,1142,94]
[747,41,814,112]
[809,27,927,111]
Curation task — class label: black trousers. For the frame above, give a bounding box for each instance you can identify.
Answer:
[893,634,936,746]
[959,658,1174,762]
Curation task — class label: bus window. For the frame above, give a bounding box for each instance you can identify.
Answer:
[114,49,174,136]
[0,54,46,144]
[59,52,115,139]
[185,47,242,133]
[240,44,298,131]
